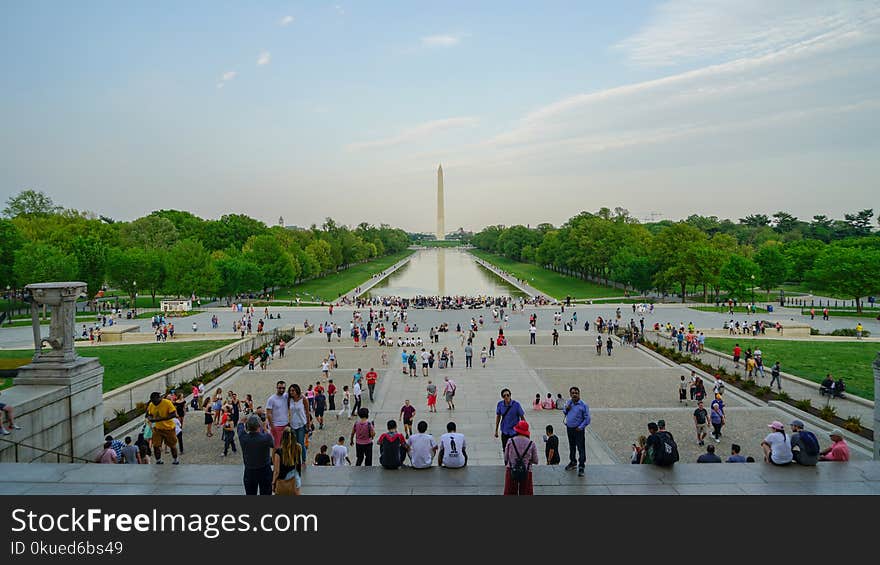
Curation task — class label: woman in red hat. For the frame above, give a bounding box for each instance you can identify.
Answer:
[503,420,539,495]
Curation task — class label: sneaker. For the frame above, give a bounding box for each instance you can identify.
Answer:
[172,459,180,465]
[698,440,704,446]
[715,438,721,443]
[577,468,585,477]
[155,460,164,464]
[0,428,10,435]
[564,463,576,471]
[11,425,21,430]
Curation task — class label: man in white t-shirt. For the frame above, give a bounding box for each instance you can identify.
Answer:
[439,421,467,469]
[406,421,437,469]
[265,380,289,448]
[331,436,351,466]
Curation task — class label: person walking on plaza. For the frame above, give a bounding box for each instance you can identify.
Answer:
[552,328,559,346]
[480,346,488,367]
[146,391,180,465]
[770,361,783,391]
[350,408,375,466]
[495,388,525,451]
[351,381,363,417]
[327,379,336,411]
[265,381,289,448]
[529,323,537,344]
[400,399,416,438]
[443,376,457,410]
[237,414,274,495]
[503,420,539,496]
[365,367,378,402]
[693,400,709,446]
[563,386,591,477]
[464,342,473,368]
[426,380,438,413]
[489,337,495,358]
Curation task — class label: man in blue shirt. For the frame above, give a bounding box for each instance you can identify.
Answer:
[563,386,591,477]
[494,388,525,452]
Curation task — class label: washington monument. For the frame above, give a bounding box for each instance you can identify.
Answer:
[436,163,445,240]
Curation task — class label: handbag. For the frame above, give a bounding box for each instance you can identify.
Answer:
[275,475,298,496]
[142,423,153,440]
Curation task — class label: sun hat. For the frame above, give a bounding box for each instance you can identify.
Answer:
[513,420,530,437]
[829,429,844,438]
[767,421,784,431]
[790,419,805,428]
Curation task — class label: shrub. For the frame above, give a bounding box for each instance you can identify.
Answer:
[819,404,837,422]
[758,386,773,397]
[740,380,756,391]
[112,408,130,424]
[843,416,862,434]
[795,399,812,411]
[827,328,871,338]
[810,328,820,336]
[776,391,790,402]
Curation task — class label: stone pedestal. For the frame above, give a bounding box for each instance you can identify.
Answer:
[0,282,105,463]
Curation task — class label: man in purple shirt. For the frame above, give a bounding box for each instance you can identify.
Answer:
[494,388,525,452]
[563,386,591,477]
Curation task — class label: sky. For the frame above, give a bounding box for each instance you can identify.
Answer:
[1,1,878,232]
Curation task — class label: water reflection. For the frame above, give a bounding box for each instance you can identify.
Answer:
[368,248,524,297]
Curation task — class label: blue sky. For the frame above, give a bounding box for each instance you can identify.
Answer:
[2,1,878,231]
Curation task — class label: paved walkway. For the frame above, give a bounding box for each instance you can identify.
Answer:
[2,462,878,495]
[469,256,544,298]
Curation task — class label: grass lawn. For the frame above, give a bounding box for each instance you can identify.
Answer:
[469,250,625,300]
[800,310,880,319]
[0,340,237,393]
[690,306,767,314]
[703,338,879,400]
[275,250,415,301]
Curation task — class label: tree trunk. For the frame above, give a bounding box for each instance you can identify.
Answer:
[856,297,862,314]
[703,284,708,303]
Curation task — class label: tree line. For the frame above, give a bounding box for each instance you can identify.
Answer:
[472,207,880,311]
[0,190,411,306]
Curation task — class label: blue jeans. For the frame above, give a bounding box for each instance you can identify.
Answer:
[292,425,307,463]
[243,465,272,495]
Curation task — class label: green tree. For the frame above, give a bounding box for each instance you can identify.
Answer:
[719,255,759,302]
[738,214,770,228]
[0,219,24,290]
[106,247,140,307]
[753,243,790,297]
[163,239,219,298]
[120,215,179,249]
[3,190,62,218]
[243,234,299,293]
[70,235,108,299]
[808,245,880,313]
[651,223,708,302]
[13,242,79,286]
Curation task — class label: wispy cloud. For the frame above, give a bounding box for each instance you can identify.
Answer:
[279,15,294,27]
[421,34,461,47]
[615,0,879,67]
[257,50,271,66]
[346,117,479,151]
[217,70,237,89]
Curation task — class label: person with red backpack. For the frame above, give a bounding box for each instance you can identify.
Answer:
[377,420,408,470]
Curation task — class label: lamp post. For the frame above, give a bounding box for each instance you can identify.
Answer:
[750,274,755,307]
[5,285,10,326]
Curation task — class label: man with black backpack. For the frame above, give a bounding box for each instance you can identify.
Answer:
[377,420,408,469]
[643,421,679,467]
[789,420,819,466]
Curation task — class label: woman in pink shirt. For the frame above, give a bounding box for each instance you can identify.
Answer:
[95,441,117,464]
[503,420,539,495]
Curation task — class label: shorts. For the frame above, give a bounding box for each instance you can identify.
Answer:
[403,419,413,426]
[204,413,213,425]
[733,356,740,363]
[315,408,325,417]
[151,427,178,449]
[696,424,707,435]
[445,392,454,402]
[283,469,302,489]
